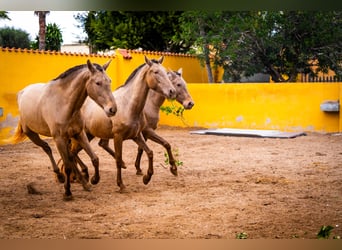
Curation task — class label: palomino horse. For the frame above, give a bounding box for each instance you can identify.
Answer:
[96,68,194,176]
[12,60,117,200]
[69,55,176,192]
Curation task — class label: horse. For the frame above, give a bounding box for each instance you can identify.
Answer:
[12,60,117,200]
[69,55,176,192]
[96,68,194,176]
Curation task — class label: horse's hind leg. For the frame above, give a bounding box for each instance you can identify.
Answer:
[24,129,65,183]
[73,131,100,185]
[134,147,144,176]
[98,139,127,169]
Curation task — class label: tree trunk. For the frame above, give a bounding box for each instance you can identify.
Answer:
[199,26,213,83]
[34,11,49,51]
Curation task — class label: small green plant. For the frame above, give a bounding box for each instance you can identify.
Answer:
[236,232,248,239]
[317,225,335,239]
[164,148,183,167]
[160,101,185,117]
[160,100,189,126]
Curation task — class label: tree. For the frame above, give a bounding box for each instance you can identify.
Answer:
[75,11,186,53]
[31,23,63,51]
[0,27,31,49]
[34,11,50,50]
[0,11,10,20]
[176,11,342,82]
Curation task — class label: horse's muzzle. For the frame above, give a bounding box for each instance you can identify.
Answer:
[105,106,117,117]
[184,100,195,110]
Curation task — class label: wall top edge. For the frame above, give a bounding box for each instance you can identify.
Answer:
[0,47,195,58]
[0,47,115,58]
[125,49,195,57]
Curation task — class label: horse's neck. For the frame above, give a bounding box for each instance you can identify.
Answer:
[144,90,165,129]
[145,90,166,118]
[55,72,88,116]
[123,69,150,117]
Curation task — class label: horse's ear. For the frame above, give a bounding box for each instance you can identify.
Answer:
[167,68,176,78]
[87,59,97,74]
[158,56,164,64]
[144,55,153,66]
[177,68,183,76]
[103,59,112,71]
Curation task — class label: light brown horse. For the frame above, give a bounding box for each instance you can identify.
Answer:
[12,60,117,200]
[70,55,176,191]
[96,68,194,176]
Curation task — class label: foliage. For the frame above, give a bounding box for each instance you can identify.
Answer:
[31,23,63,51]
[160,100,189,126]
[236,232,248,239]
[164,148,183,167]
[175,11,342,82]
[75,11,187,53]
[0,11,10,20]
[0,27,31,49]
[317,225,341,239]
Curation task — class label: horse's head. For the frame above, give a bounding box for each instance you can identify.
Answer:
[86,59,117,117]
[144,55,176,100]
[168,68,195,110]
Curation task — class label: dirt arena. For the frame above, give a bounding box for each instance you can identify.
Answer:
[0,126,341,239]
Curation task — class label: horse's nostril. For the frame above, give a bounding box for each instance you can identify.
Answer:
[170,89,176,98]
[109,107,117,115]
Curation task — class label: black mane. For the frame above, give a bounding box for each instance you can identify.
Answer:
[117,59,160,89]
[53,63,103,81]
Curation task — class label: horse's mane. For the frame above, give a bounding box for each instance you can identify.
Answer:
[52,63,103,81]
[116,59,160,90]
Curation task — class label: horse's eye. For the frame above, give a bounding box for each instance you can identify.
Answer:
[96,82,101,86]
[177,83,182,87]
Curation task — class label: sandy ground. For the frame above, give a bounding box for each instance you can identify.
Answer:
[0,126,341,239]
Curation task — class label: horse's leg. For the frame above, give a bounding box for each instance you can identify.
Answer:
[133,133,154,185]
[24,129,65,183]
[134,146,144,176]
[98,138,127,169]
[142,128,178,176]
[73,131,100,185]
[54,136,75,200]
[113,135,125,191]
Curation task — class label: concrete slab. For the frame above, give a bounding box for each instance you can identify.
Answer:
[190,128,306,139]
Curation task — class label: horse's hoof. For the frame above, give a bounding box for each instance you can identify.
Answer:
[82,183,92,192]
[91,176,100,185]
[63,194,73,201]
[143,175,151,185]
[118,184,127,193]
[57,173,65,183]
[170,167,178,176]
[136,170,143,176]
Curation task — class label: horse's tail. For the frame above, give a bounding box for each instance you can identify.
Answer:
[11,121,27,144]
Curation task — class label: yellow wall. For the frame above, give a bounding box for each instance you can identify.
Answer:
[159,83,341,133]
[0,47,341,144]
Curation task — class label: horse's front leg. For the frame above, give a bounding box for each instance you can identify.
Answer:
[73,131,100,185]
[54,136,75,200]
[133,133,154,185]
[113,135,125,192]
[143,128,178,176]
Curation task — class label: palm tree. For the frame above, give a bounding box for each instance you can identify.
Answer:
[0,11,10,20]
[34,11,50,50]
